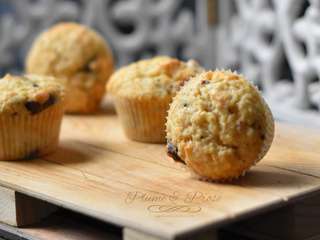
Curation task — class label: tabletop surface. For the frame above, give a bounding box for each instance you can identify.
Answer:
[0,104,319,239]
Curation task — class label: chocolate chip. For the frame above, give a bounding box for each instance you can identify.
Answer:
[260,134,265,140]
[25,94,56,115]
[228,106,237,114]
[24,149,39,160]
[167,142,184,163]
[201,80,209,85]
[83,63,92,73]
[82,55,97,73]
[33,83,39,88]
[44,94,56,107]
[179,81,186,87]
[25,101,42,114]
[250,121,262,130]
[183,103,188,107]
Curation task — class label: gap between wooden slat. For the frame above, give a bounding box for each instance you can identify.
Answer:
[74,140,179,171]
[262,164,320,179]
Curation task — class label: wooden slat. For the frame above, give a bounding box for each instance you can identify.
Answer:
[123,228,218,240]
[0,186,56,227]
[0,104,319,239]
[225,193,320,240]
[124,228,166,240]
[0,210,121,240]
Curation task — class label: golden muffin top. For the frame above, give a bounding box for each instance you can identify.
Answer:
[107,56,204,99]
[0,74,65,115]
[26,22,114,89]
[166,70,274,179]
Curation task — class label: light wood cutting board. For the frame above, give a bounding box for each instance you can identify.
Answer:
[0,103,319,239]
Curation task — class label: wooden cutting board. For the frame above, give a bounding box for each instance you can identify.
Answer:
[0,102,319,240]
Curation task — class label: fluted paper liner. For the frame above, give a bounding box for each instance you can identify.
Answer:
[0,102,64,161]
[113,96,171,143]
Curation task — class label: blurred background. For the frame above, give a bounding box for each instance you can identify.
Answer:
[0,0,319,127]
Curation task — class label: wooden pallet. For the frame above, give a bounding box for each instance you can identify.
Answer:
[1,195,320,240]
[0,209,122,240]
[0,102,320,239]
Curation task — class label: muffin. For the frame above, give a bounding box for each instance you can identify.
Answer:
[166,70,274,181]
[107,56,204,143]
[0,74,65,161]
[26,22,114,113]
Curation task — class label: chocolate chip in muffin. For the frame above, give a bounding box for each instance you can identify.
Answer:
[33,83,39,88]
[179,81,186,87]
[25,94,56,115]
[82,55,97,73]
[44,94,56,107]
[167,142,184,163]
[228,106,237,114]
[83,62,92,73]
[201,80,209,85]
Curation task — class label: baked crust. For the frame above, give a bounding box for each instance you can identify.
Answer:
[26,22,114,113]
[0,74,64,115]
[166,70,275,180]
[107,56,203,99]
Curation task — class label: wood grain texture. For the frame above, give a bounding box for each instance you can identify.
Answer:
[0,105,319,239]
[124,228,166,240]
[0,186,56,227]
[0,186,17,226]
[124,228,218,240]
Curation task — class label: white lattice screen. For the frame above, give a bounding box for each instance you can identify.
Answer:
[1,0,320,127]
